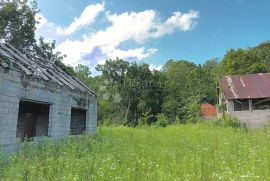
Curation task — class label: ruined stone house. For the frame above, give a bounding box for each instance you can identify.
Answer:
[218,73,270,128]
[0,43,97,151]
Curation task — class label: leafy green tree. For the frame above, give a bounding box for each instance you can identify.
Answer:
[96,58,129,122]
[221,48,268,75]
[96,59,166,126]
[0,0,38,49]
[138,70,165,124]
[200,59,219,104]
[36,37,65,61]
[0,0,74,75]
[74,64,92,84]
[253,41,270,67]
[162,60,198,121]
[183,96,201,123]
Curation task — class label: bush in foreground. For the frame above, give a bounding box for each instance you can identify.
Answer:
[217,114,246,128]
[155,113,169,127]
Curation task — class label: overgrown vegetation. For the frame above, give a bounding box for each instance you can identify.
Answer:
[1,124,270,180]
[2,0,270,179]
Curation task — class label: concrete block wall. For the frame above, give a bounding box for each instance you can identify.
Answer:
[86,96,97,133]
[0,67,97,153]
[231,110,270,128]
[0,68,20,148]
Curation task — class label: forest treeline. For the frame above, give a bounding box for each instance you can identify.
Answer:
[69,41,270,126]
[1,1,270,126]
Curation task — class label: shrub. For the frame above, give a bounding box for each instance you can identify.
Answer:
[184,96,201,124]
[99,117,126,126]
[138,112,152,125]
[155,113,169,127]
[218,114,245,128]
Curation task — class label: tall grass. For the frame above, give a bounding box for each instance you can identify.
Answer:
[1,123,270,180]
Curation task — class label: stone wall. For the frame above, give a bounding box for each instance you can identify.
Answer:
[0,66,97,154]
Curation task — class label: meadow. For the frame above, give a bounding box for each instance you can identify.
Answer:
[1,123,270,180]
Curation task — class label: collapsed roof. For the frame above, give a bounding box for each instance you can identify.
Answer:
[0,43,95,96]
[221,73,270,100]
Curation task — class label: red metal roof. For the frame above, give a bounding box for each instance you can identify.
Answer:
[221,73,270,100]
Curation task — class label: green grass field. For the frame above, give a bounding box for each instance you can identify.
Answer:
[1,123,270,180]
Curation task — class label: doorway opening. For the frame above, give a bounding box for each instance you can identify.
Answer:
[70,108,86,135]
[16,100,50,141]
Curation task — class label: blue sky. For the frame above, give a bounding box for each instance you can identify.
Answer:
[36,0,270,70]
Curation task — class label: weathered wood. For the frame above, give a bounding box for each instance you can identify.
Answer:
[249,99,253,112]
[73,76,95,95]
[69,77,88,92]
[22,55,59,82]
[45,63,76,89]
[0,49,32,74]
[9,58,32,75]
[23,49,48,64]
[22,53,69,86]
[54,65,87,92]
[44,70,64,86]
[0,59,9,68]
[0,43,95,95]
[53,64,90,92]
[46,69,67,86]
[6,43,34,65]
[0,44,32,67]
[61,73,87,92]
[52,68,76,89]
[0,49,14,60]
[4,45,52,81]
[254,98,270,105]
[23,53,63,84]
[38,62,73,88]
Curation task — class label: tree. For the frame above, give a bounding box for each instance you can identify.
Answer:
[74,64,92,84]
[0,0,76,75]
[35,37,65,62]
[0,0,38,50]
[253,41,270,67]
[96,58,129,123]
[221,48,268,75]
[138,70,165,124]
[200,59,219,104]
[162,60,199,122]
[96,59,166,126]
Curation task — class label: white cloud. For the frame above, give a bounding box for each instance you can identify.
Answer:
[104,10,156,43]
[35,13,65,42]
[57,3,105,35]
[108,48,157,60]
[153,10,199,37]
[149,64,163,71]
[37,6,199,66]
[35,2,104,41]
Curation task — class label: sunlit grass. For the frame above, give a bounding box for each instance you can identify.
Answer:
[1,123,270,180]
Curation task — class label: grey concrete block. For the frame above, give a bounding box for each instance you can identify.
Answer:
[0,67,97,149]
